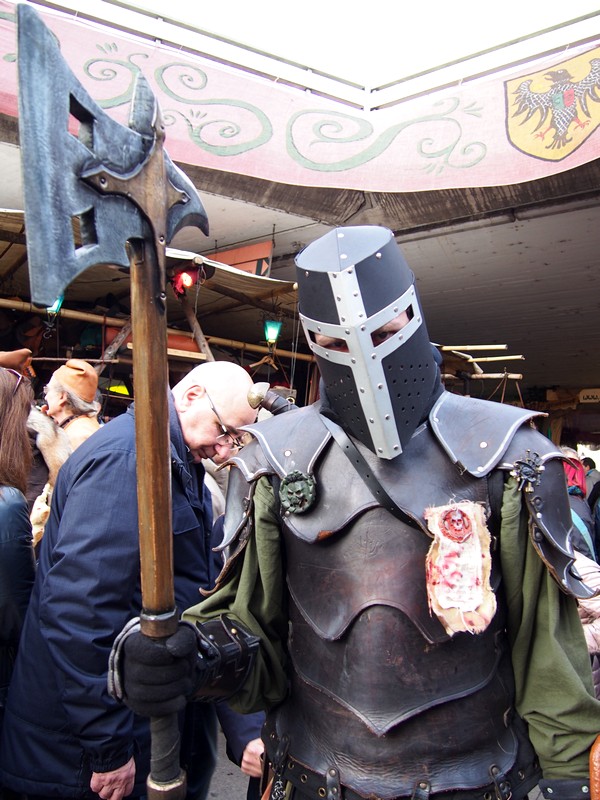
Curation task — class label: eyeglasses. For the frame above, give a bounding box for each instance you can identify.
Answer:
[3,368,24,396]
[204,389,245,450]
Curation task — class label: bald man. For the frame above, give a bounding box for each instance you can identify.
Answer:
[0,362,257,800]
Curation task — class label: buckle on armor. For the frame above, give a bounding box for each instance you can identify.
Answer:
[411,779,431,800]
[489,765,512,800]
[326,766,341,800]
[273,733,290,776]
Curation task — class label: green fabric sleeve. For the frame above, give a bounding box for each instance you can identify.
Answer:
[500,474,600,779]
[182,476,289,713]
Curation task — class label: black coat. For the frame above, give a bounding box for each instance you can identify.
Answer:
[0,397,213,798]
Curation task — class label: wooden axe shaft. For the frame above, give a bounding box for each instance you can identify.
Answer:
[129,237,185,800]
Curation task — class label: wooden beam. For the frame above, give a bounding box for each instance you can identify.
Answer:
[0,297,314,362]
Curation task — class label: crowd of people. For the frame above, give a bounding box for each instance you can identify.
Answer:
[0,355,264,800]
[0,226,599,800]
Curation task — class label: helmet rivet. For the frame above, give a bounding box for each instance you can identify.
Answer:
[371,354,377,359]
[398,334,403,340]
[385,414,390,419]
[393,444,399,450]
[351,358,356,364]
[340,254,348,260]
[378,448,384,453]
[378,383,383,389]
[341,316,346,322]
[348,268,353,274]
[369,418,374,423]
[393,307,398,313]
[345,329,350,335]
[336,296,341,301]
[337,232,344,238]
[353,292,359,297]
[317,326,322,331]
[360,387,365,393]
[360,325,366,331]
[376,252,382,259]
[480,441,488,449]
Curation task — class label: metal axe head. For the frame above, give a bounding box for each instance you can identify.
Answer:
[17,4,209,307]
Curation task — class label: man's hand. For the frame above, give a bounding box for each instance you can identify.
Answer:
[120,624,198,717]
[240,737,264,779]
[90,756,135,800]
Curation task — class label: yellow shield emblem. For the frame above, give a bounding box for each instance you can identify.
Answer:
[505,46,600,161]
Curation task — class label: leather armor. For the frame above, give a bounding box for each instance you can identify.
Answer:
[220,391,588,800]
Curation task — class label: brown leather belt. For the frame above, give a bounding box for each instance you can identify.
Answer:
[264,721,528,800]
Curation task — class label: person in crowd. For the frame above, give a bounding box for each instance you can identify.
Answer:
[0,360,257,800]
[0,358,36,738]
[209,514,265,800]
[26,405,72,548]
[27,358,100,545]
[28,358,100,550]
[583,456,600,501]
[42,358,101,449]
[571,551,600,699]
[562,446,597,561]
[216,703,264,800]
[114,226,600,800]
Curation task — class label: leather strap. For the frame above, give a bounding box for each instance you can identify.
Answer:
[320,414,418,528]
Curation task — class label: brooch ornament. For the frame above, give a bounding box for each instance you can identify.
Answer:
[279,470,316,515]
[510,450,545,492]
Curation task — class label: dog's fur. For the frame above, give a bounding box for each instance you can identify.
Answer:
[27,407,72,546]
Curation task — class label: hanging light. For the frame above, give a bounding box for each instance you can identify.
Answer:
[264,319,282,346]
[170,266,200,297]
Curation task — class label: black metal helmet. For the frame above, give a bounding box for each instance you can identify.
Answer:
[296,225,437,459]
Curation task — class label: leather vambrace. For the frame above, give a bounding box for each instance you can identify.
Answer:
[191,614,260,701]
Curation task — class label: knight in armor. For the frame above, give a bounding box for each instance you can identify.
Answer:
[112,226,600,800]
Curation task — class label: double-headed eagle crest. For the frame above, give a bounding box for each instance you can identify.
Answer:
[506,49,600,161]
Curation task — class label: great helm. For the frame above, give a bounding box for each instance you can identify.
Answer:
[296,225,437,459]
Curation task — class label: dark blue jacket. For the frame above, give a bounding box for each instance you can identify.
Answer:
[0,486,35,707]
[0,396,212,798]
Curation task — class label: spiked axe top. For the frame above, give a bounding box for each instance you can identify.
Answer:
[17,3,208,307]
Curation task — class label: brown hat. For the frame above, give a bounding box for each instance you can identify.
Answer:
[53,359,98,403]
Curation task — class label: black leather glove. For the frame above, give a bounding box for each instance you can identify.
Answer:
[120,623,198,717]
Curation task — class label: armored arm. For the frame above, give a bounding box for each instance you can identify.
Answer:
[189,615,260,701]
[501,433,596,600]
[108,615,259,717]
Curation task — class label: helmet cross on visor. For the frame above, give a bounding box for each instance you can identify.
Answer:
[296,226,437,459]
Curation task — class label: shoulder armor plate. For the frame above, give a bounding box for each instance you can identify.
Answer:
[429,391,544,477]
[217,405,331,555]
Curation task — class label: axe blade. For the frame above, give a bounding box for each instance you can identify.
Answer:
[17,4,208,307]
